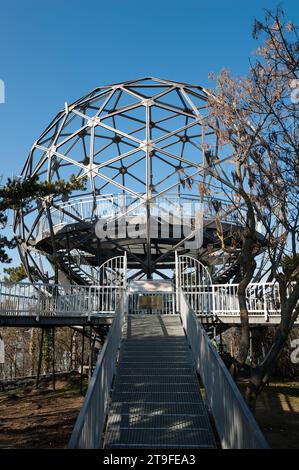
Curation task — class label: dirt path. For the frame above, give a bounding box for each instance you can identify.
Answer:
[0,379,83,449]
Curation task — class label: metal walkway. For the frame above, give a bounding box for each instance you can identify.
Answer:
[103,315,216,449]
[68,290,269,449]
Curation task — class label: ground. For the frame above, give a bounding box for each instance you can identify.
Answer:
[252,379,299,449]
[0,375,84,449]
[0,376,298,449]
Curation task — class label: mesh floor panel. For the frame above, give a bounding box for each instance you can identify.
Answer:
[103,315,216,449]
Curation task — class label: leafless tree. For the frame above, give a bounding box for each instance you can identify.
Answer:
[208,8,299,400]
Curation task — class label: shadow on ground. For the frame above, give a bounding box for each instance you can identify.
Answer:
[0,376,84,449]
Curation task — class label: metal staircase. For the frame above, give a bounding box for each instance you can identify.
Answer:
[103,315,216,449]
[68,289,269,449]
[212,251,240,284]
[58,250,99,286]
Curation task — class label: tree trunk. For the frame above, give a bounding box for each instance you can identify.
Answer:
[245,280,299,407]
[230,232,256,378]
[36,328,44,389]
[43,328,52,374]
[71,331,77,370]
[246,322,289,408]
[29,328,36,376]
[51,327,56,390]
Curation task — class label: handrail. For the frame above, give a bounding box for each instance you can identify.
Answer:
[37,193,245,239]
[68,293,126,448]
[183,282,282,318]
[180,289,269,449]
[0,279,290,320]
[0,281,125,317]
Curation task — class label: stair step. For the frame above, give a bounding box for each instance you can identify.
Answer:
[121,346,189,351]
[108,402,207,415]
[123,334,185,339]
[121,345,189,352]
[104,428,216,448]
[115,375,199,384]
[122,340,187,345]
[113,383,200,394]
[120,353,191,360]
[116,367,195,376]
[117,361,192,367]
[122,344,188,349]
[111,392,203,404]
[106,413,211,431]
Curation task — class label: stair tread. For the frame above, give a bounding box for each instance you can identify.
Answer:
[104,428,216,448]
[115,375,199,384]
[106,413,211,430]
[113,383,201,393]
[103,315,216,449]
[109,402,207,415]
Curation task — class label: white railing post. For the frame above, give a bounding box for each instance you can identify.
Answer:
[88,286,92,321]
[264,284,269,321]
[35,288,40,322]
[212,284,216,321]
[175,250,180,313]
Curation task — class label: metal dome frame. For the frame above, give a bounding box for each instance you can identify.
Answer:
[14,77,246,283]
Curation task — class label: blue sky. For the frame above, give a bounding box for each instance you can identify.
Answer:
[0,0,298,271]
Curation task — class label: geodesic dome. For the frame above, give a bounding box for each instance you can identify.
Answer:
[14,77,243,284]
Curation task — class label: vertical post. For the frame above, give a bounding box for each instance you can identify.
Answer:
[80,326,85,395]
[52,327,56,390]
[264,284,268,321]
[212,284,216,322]
[249,329,253,371]
[172,292,175,315]
[88,286,92,321]
[89,326,92,381]
[124,252,128,315]
[145,102,152,280]
[36,288,40,322]
[36,328,44,389]
[219,324,223,354]
[90,327,96,378]
[175,250,180,314]
[96,239,101,284]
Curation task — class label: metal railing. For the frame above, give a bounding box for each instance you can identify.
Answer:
[179,289,269,449]
[0,281,124,318]
[68,294,126,448]
[212,282,281,319]
[0,280,287,320]
[182,282,282,319]
[37,193,245,239]
[129,291,176,314]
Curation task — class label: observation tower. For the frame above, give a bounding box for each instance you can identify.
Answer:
[14,77,252,287]
[8,79,272,450]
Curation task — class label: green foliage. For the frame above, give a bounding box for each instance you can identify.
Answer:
[0,235,15,264]
[0,174,86,266]
[0,174,86,212]
[3,264,39,282]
